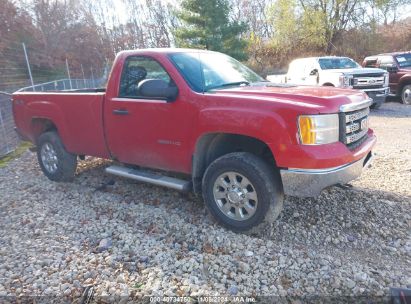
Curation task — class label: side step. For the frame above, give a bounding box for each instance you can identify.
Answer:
[105,165,192,192]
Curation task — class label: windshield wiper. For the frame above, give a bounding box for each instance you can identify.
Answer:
[207,81,250,91]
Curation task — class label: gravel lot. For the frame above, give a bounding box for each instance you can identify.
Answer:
[0,101,410,302]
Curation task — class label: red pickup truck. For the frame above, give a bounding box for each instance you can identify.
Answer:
[13,49,376,231]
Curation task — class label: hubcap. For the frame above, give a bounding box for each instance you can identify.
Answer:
[213,171,258,221]
[403,87,411,104]
[40,142,58,173]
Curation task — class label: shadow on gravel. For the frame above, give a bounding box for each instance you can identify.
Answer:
[252,185,410,255]
[370,100,411,117]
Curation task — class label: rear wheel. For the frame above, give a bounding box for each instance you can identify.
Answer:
[37,131,77,182]
[401,84,411,105]
[202,152,284,231]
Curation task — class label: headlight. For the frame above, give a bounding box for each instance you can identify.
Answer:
[384,72,389,86]
[298,114,339,145]
[339,75,353,88]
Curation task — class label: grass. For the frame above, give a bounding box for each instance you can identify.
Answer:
[132,282,145,289]
[0,142,33,168]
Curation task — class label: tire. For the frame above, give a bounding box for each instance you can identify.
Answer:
[370,99,383,109]
[36,131,77,182]
[202,152,284,232]
[401,84,411,105]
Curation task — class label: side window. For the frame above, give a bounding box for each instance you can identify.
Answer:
[378,56,396,70]
[119,56,173,98]
[364,59,377,68]
[304,61,317,76]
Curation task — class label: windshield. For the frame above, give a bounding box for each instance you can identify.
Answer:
[395,54,411,68]
[169,52,265,92]
[318,57,360,70]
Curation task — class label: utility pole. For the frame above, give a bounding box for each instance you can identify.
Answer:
[80,64,86,87]
[22,43,34,91]
[65,58,73,90]
[90,66,95,87]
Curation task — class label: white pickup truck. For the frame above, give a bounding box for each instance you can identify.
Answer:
[267,56,390,108]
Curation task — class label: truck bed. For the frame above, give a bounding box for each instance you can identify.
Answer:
[12,91,110,158]
[266,74,287,83]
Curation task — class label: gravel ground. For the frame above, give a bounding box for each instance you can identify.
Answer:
[0,101,410,302]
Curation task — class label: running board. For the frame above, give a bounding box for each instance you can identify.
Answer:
[105,165,191,192]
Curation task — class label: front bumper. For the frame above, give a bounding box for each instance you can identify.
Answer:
[360,87,389,95]
[280,151,373,197]
[362,87,389,104]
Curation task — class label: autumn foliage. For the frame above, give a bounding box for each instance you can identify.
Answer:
[0,0,410,91]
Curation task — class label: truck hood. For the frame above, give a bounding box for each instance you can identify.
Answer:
[210,83,368,113]
[322,67,386,75]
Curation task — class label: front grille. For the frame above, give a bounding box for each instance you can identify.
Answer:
[340,107,370,149]
[352,74,384,89]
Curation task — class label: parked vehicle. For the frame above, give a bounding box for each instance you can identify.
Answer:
[12,49,376,231]
[267,56,390,109]
[362,52,411,105]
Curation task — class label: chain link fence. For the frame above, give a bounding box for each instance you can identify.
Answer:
[0,92,20,157]
[0,77,106,157]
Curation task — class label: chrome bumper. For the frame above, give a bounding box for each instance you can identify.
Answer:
[280,152,373,197]
[361,87,390,97]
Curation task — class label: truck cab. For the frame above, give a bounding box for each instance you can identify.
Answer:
[280,57,390,109]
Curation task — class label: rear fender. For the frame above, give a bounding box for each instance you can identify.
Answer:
[26,101,70,146]
[399,74,411,90]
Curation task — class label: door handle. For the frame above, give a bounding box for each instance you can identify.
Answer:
[113,109,129,115]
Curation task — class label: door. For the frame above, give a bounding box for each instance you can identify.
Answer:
[287,59,306,84]
[104,55,194,173]
[304,62,319,86]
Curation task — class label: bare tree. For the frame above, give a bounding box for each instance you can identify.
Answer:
[298,0,365,53]
[122,0,178,48]
[230,0,273,38]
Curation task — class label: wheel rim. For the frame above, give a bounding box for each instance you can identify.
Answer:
[403,86,411,104]
[213,171,258,221]
[40,142,58,173]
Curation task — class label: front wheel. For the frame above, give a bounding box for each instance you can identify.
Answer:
[37,131,77,182]
[401,84,411,105]
[202,152,284,232]
[370,99,384,109]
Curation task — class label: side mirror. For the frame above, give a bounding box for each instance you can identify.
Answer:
[309,69,318,76]
[138,79,178,102]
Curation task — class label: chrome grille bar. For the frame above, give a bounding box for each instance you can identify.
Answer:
[340,98,373,112]
[354,77,384,87]
[346,122,360,134]
[340,101,371,148]
[346,128,368,144]
[345,108,369,123]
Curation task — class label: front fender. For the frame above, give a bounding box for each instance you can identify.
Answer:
[197,107,296,163]
[320,72,340,87]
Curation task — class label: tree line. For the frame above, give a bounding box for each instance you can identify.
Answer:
[0,0,410,91]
